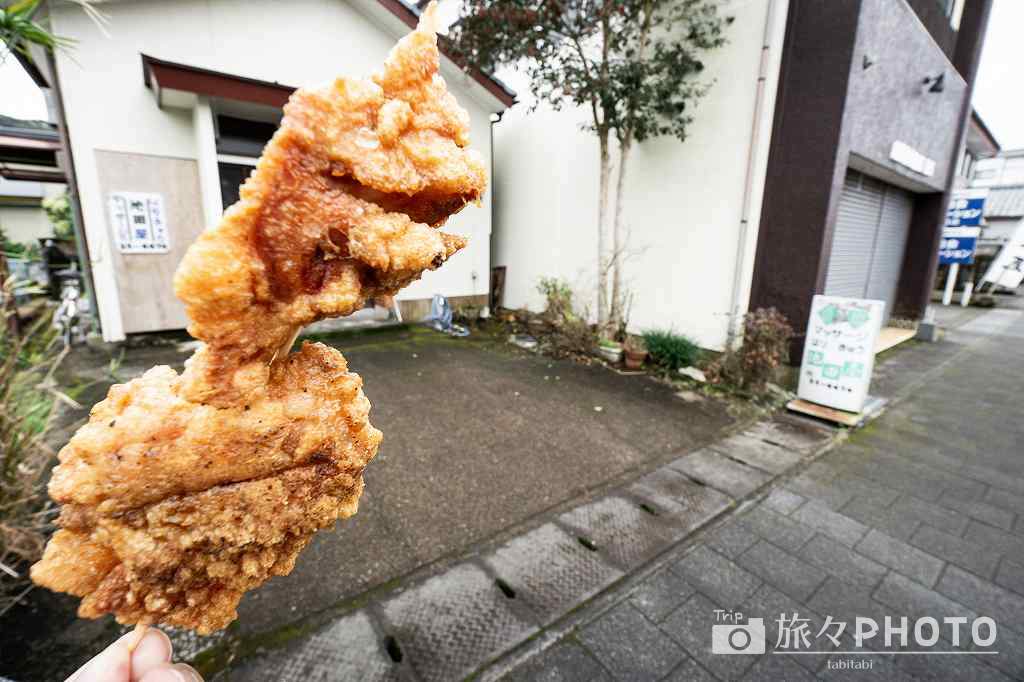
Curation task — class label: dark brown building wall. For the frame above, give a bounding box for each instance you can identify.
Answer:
[749,0,862,357]
[754,0,992,361]
[894,192,947,318]
[894,0,994,318]
[953,0,995,78]
[905,0,957,56]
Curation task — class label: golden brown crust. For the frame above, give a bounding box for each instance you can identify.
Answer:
[32,344,372,634]
[47,343,379,514]
[31,5,484,634]
[172,4,482,400]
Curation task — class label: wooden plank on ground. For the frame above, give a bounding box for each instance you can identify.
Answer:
[874,326,916,354]
[787,399,862,427]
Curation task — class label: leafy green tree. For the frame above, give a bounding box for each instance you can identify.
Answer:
[448,0,730,329]
[0,0,105,60]
[0,0,71,57]
[41,192,73,240]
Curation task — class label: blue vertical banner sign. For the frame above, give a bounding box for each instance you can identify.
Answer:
[939,188,987,265]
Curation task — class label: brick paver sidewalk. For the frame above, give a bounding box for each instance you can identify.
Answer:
[499,310,1024,681]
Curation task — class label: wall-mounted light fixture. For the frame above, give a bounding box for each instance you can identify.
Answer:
[922,72,945,93]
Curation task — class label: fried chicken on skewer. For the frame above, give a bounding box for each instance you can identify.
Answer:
[32,3,484,634]
[174,0,484,406]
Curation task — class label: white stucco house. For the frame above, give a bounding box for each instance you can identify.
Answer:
[491,0,787,350]
[23,0,512,341]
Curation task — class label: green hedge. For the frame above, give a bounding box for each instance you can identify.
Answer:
[642,330,701,370]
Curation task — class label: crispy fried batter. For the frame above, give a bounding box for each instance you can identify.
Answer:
[31,4,483,634]
[34,343,377,633]
[47,342,377,515]
[172,2,484,403]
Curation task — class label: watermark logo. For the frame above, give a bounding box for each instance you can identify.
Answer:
[711,613,766,655]
[712,609,998,657]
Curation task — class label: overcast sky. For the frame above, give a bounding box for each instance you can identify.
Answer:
[0,50,48,120]
[1,0,1022,149]
[971,0,1023,150]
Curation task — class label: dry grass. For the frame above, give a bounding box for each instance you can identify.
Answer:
[0,276,68,617]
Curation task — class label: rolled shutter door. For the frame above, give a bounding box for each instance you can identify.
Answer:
[824,171,883,298]
[866,186,914,320]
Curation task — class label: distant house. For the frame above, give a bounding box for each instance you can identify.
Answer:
[22,0,513,342]
[979,184,1024,254]
[973,148,1024,188]
[0,176,60,245]
[965,140,1024,286]
[928,110,1000,297]
[0,115,65,245]
[959,110,1002,188]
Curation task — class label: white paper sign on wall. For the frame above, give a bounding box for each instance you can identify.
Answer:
[108,192,170,254]
[797,295,885,414]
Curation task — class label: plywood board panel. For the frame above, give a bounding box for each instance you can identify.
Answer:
[874,326,916,354]
[94,150,204,334]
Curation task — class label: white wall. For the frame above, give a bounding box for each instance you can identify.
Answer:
[51,0,497,340]
[493,0,787,350]
[0,205,50,244]
[973,155,1024,187]
[981,217,1021,247]
[0,180,64,244]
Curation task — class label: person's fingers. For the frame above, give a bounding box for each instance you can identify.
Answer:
[138,662,204,682]
[65,630,135,682]
[130,629,173,682]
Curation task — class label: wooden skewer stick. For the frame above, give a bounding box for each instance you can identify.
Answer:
[125,623,150,654]
[270,325,303,367]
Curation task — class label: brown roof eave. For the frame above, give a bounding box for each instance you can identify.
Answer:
[971,110,1001,155]
[141,54,295,108]
[0,165,66,183]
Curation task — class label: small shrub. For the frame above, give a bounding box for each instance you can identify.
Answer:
[41,192,74,241]
[547,316,597,358]
[530,277,597,357]
[705,307,793,392]
[536,277,574,321]
[643,330,701,370]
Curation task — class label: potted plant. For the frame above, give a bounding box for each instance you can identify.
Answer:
[596,337,623,364]
[623,335,648,370]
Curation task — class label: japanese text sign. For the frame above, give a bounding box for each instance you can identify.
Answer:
[945,188,987,228]
[108,192,170,254]
[939,189,987,265]
[798,295,884,413]
[938,227,980,265]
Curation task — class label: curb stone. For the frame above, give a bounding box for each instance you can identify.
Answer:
[220,413,839,681]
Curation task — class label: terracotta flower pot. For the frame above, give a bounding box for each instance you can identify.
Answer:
[624,349,648,370]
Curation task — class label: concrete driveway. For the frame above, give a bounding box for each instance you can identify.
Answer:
[241,326,737,635]
[2,325,739,681]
